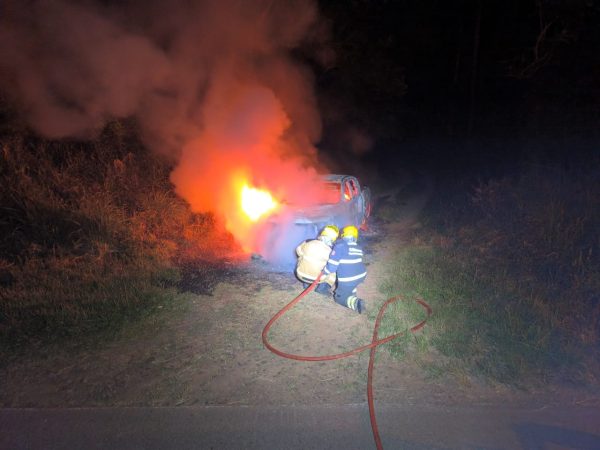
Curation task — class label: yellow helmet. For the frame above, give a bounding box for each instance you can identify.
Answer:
[320,225,339,241]
[341,225,358,241]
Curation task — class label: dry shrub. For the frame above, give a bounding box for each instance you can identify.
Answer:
[0,122,238,342]
[460,164,600,347]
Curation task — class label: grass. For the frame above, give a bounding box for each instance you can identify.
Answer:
[0,121,238,351]
[377,162,600,386]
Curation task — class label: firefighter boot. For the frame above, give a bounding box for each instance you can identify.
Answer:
[346,295,364,314]
[315,283,331,296]
[356,299,365,314]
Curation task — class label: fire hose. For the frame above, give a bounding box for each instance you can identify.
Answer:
[262,277,432,450]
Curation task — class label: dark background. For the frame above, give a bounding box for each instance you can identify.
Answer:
[312,0,600,177]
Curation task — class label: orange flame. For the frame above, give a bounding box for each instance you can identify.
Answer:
[241,184,278,221]
[170,83,327,258]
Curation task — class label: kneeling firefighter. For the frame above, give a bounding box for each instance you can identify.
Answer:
[295,225,339,295]
[323,225,366,313]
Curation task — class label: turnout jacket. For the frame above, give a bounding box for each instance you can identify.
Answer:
[324,240,366,284]
[295,239,334,283]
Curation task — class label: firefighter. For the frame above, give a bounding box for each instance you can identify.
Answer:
[323,225,366,313]
[295,225,339,295]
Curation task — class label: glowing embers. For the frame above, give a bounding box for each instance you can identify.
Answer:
[241,184,278,222]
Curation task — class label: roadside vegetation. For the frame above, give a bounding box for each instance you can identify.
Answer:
[2,112,598,391]
[0,121,237,350]
[378,161,600,386]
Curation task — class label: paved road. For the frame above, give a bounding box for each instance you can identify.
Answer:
[2,403,599,449]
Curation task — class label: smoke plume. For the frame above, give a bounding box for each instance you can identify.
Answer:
[0,0,329,259]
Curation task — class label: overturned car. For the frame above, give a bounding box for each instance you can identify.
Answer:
[291,174,371,233]
[259,174,372,268]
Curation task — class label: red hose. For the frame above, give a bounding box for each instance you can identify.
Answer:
[262,278,432,450]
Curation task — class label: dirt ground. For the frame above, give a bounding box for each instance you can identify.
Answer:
[1,179,598,410]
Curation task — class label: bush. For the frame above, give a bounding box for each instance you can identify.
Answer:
[466,166,600,347]
[380,162,600,385]
[0,122,235,345]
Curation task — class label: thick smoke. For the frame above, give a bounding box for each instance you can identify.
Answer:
[0,0,329,260]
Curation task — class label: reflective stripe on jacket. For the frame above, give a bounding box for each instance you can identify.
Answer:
[324,240,366,283]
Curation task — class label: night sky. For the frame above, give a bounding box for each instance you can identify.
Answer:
[315,0,600,175]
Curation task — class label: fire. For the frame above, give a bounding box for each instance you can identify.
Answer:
[241,184,278,221]
[170,83,326,260]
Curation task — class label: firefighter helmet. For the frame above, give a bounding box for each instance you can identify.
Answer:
[341,225,358,241]
[320,225,339,242]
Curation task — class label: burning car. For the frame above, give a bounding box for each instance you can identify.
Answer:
[290,174,371,233]
[258,174,372,267]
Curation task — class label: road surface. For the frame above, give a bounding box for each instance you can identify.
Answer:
[2,403,599,449]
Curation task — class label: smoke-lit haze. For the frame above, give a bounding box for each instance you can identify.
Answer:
[0,0,329,259]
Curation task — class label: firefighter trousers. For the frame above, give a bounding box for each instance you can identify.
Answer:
[334,280,363,311]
